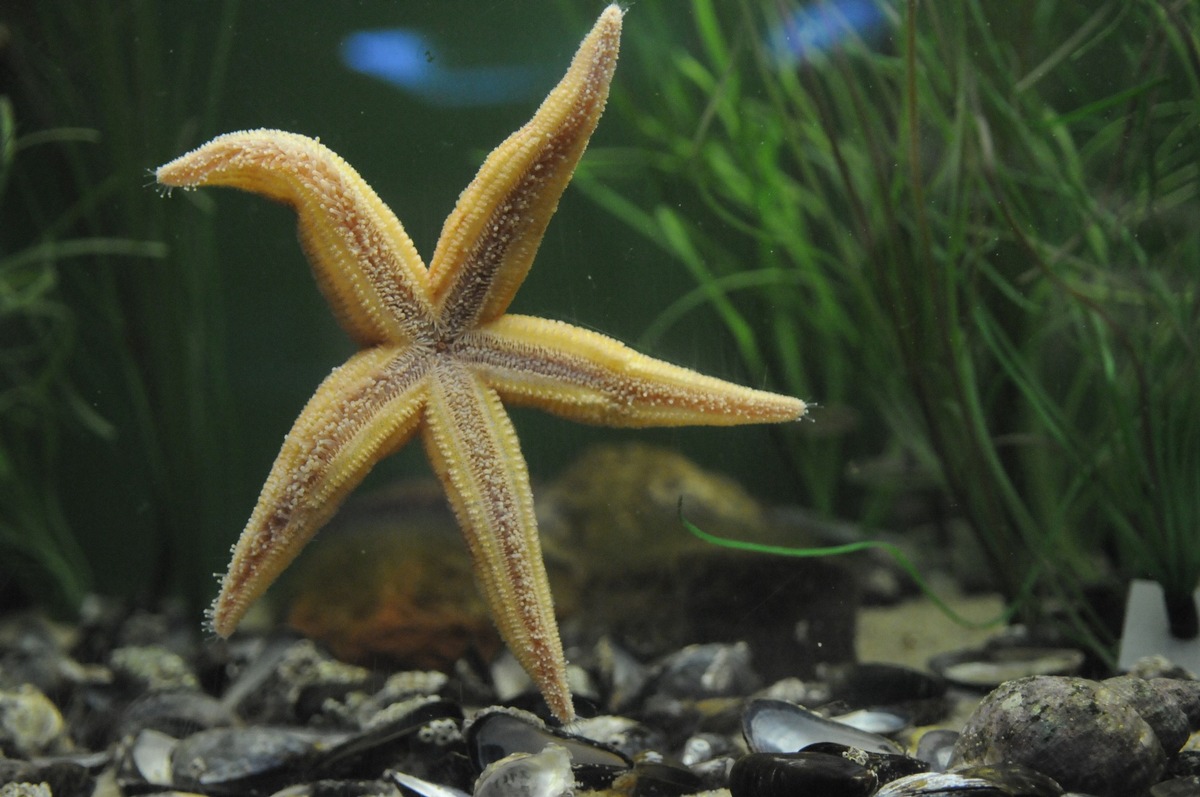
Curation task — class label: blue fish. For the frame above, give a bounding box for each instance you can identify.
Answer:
[340,28,551,108]
[769,0,890,66]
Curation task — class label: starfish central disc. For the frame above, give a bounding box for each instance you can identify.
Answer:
[157,5,806,724]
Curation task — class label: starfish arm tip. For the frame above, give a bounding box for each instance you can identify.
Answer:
[154,161,186,188]
[207,594,241,639]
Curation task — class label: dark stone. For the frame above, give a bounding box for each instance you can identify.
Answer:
[1152,678,1200,728]
[824,662,947,706]
[951,676,1163,797]
[1104,675,1190,755]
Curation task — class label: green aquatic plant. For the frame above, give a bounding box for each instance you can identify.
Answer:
[584,0,1200,660]
[2,0,240,611]
[679,500,1017,630]
[0,97,166,611]
[986,165,1200,637]
[949,0,1200,639]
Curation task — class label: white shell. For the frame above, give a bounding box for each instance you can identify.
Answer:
[473,743,575,797]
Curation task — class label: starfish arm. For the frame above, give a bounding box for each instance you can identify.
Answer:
[462,315,807,427]
[211,345,431,637]
[157,130,432,346]
[421,359,573,722]
[427,5,622,333]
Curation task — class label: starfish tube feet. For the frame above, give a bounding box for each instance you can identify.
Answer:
[421,360,572,721]
[158,4,805,726]
[429,4,623,333]
[157,130,432,347]
[210,346,429,636]
[465,315,807,427]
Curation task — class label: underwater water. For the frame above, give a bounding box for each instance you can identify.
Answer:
[4,2,1200,795]
[2,2,799,606]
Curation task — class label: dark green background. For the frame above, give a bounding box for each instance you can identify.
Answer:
[3,2,800,608]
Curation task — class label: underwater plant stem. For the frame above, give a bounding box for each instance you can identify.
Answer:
[904,0,933,269]
[679,499,1015,630]
[898,1,1016,601]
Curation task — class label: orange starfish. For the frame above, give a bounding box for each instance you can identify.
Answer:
[157,5,805,723]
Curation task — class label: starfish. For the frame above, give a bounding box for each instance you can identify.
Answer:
[157,4,805,723]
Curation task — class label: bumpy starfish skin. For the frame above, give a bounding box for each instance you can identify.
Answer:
[157,5,805,723]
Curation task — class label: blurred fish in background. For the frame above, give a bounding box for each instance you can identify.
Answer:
[340,27,553,108]
[768,0,891,66]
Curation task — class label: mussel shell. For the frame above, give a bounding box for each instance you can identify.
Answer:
[874,771,1009,796]
[171,726,345,794]
[123,728,177,787]
[568,714,663,760]
[689,755,738,792]
[594,637,650,713]
[473,744,574,797]
[928,648,1084,690]
[875,765,1062,797]
[729,751,878,797]
[268,780,406,797]
[467,709,629,768]
[831,707,913,736]
[679,732,736,766]
[0,684,66,757]
[623,759,705,796]
[114,688,237,740]
[388,769,471,797]
[742,698,904,755]
[915,729,959,772]
[954,764,1063,796]
[490,651,599,721]
[651,642,761,700]
[318,697,463,778]
[465,707,631,789]
[803,741,929,784]
[227,638,374,725]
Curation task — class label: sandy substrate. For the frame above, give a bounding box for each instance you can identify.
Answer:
[856,591,1007,670]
